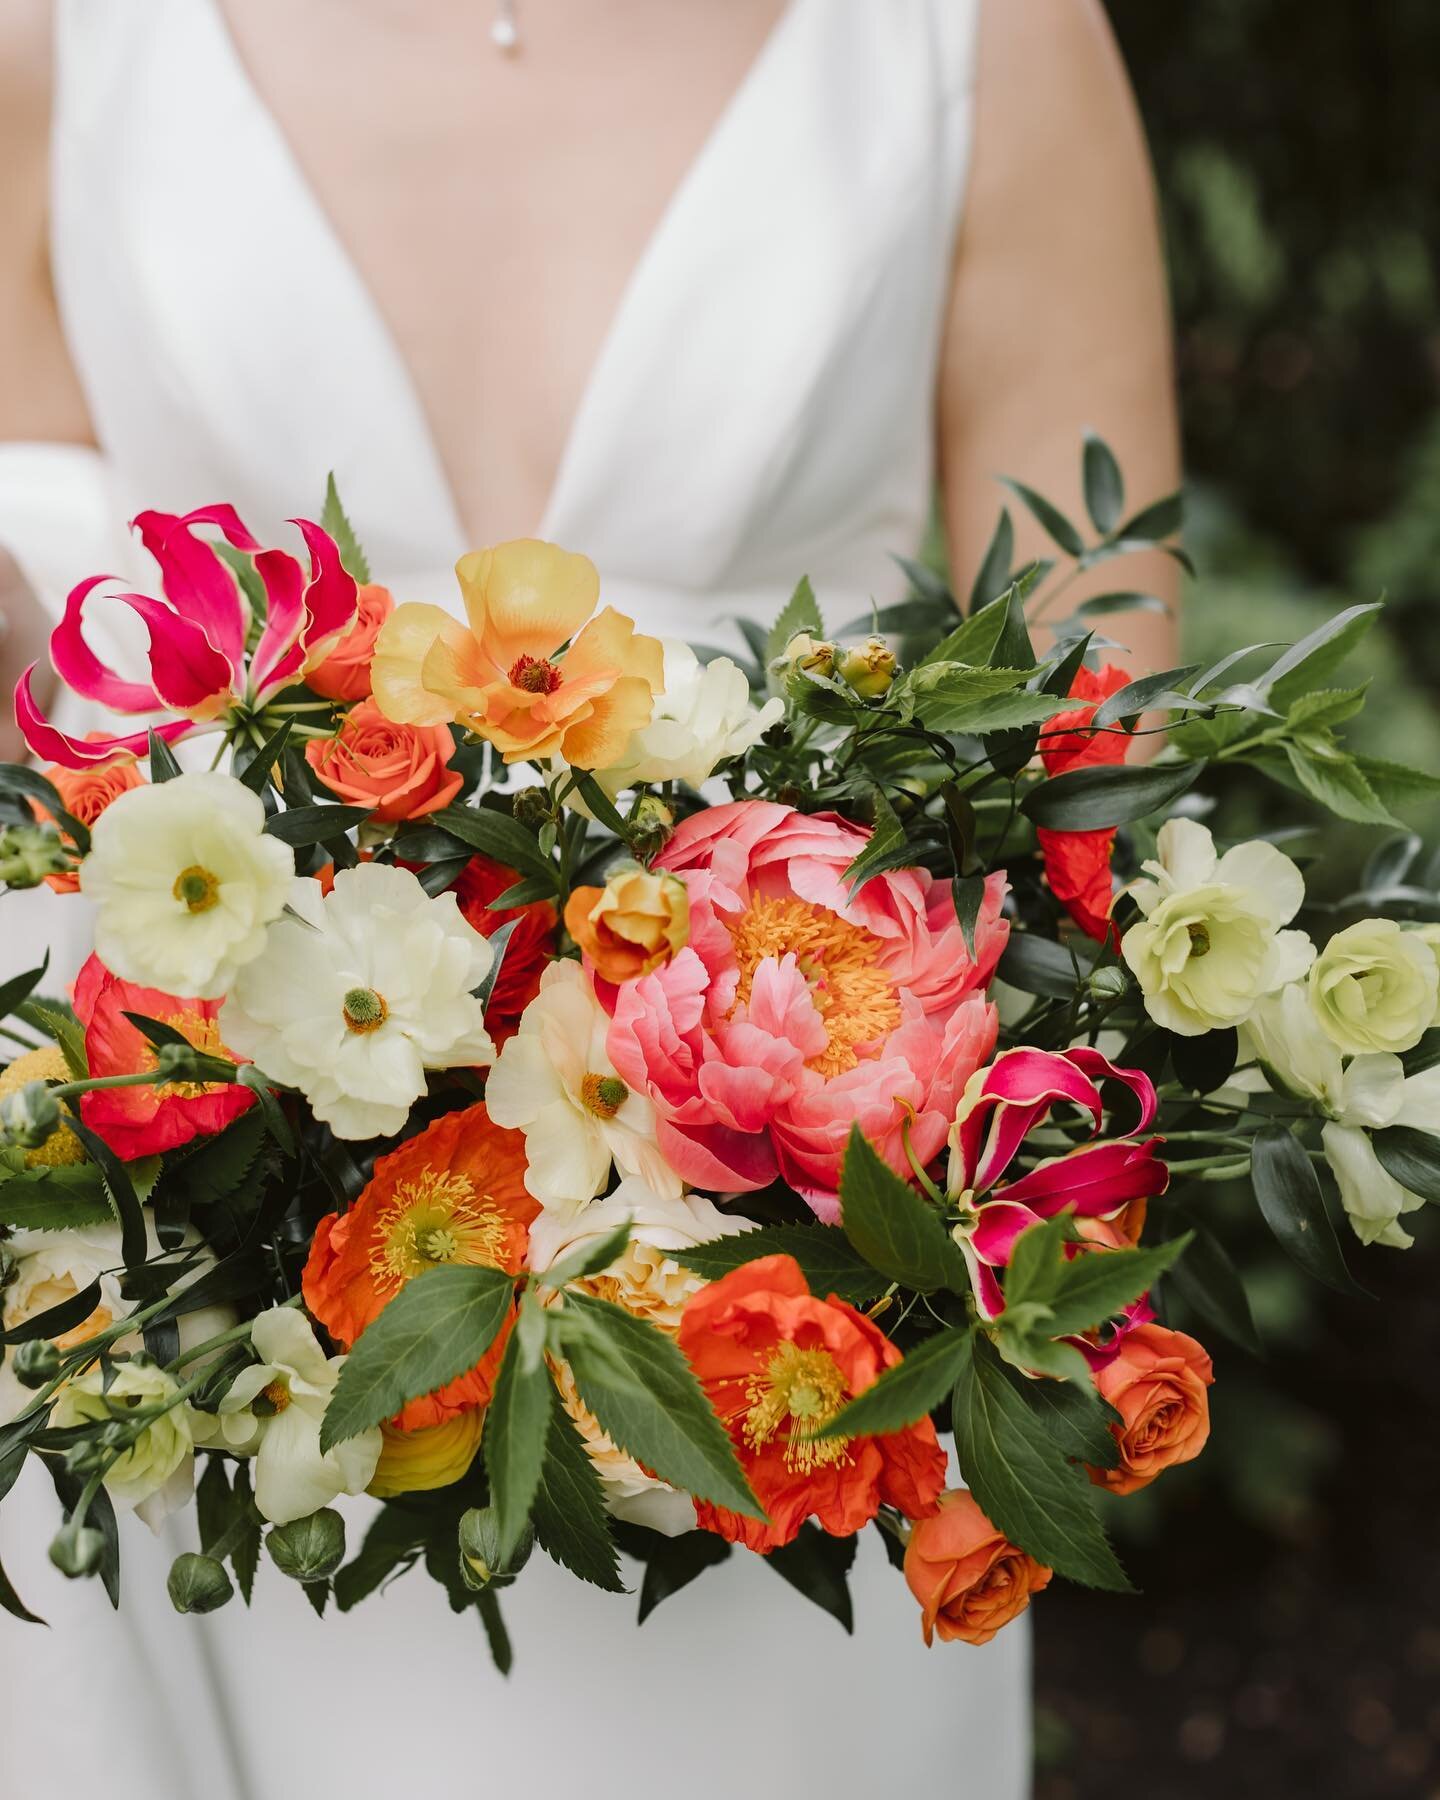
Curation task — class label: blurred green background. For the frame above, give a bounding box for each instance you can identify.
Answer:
[1031,7,1440,1797]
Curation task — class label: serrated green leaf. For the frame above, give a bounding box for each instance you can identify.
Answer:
[765,575,823,669]
[0,1161,115,1231]
[321,472,372,584]
[677,1225,886,1305]
[841,790,907,896]
[14,998,87,1077]
[1040,1236,1191,1338]
[1282,745,1400,827]
[819,1325,970,1439]
[320,1265,515,1449]
[921,590,1013,669]
[531,1383,624,1591]
[838,1128,969,1294]
[535,1217,634,1292]
[485,1333,554,1563]
[1021,1371,1122,1468]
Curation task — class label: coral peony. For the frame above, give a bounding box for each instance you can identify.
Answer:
[606,801,1005,1217]
[72,953,253,1159]
[904,1489,1052,1646]
[372,538,664,768]
[677,1254,947,1551]
[305,698,462,821]
[1088,1322,1214,1494]
[37,751,145,892]
[306,583,395,702]
[302,1104,536,1430]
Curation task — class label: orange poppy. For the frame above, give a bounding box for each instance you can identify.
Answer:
[676,1254,948,1552]
[302,1104,537,1430]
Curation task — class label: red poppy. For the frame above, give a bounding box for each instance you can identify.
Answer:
[450,855,557,1035]
[1037,663,1132,943]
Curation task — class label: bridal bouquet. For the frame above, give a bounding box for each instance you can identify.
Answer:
[1,445,1436,1661]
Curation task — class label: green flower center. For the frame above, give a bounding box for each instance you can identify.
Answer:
[342,987,389,1033]
[173,865,220,913]
[1187,922,1212,958]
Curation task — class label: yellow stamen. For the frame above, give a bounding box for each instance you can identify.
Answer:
[580,1072,628,1119]
[743,1341,852,1474]
[258,1379,291,1415]
[173,865,220,913]
[727,894,901,1078]
[368,1169,509,1292]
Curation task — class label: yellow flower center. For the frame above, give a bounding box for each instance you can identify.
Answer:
[727,894,900,1078]
[255,1378,292,1416]
[580,1072,628,1119]
[148,1010,229,1098]
[743,1341,852,1474]
[342,987,389,1033]
[368,1170,509,1292]
[509,653,563,695]
[173,864,221,913]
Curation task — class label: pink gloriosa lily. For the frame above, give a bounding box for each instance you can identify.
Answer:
[946,1045,1168,1321]
[17,505,358,768]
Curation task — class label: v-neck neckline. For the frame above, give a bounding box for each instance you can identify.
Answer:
[200,0,800,555]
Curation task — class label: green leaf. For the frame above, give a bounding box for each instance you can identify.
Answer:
[1091,665,1204,727]
[147,729,182,783]
[967,510,1015,615]
[819,1325,970,1440]
[167,1110,267,1211]
[558,1292,762,1518]
[1111,491,1182,543]
[951,1332,1130,1590]
[764,1523,856,1632]
[1071,591,1170,621]
[677,1225,886,1305]
[0,763,91,854]
[476,1587,513,1674]
[334,1506,425,1612]
[633,1527,731,1622]
[428,804,557,887]
[890,554,956,613]
[236,1065,295,1154]
[765,575,823,668]
[15,998,87,1077]
[1285,685,1369,731]
[1162,1215,1262,1358]
[62,1108,148,1268]
[908,666,1064,736]
[841,789,907,896]
[535,1217,635,1292]
[567,770,627,836]
[1371,1126,1440,1205]
[1021,761,1201,831]
[321,471,373,584]
[838,1128,969,1294]
[235,718,294,796]
[996,932,1102,1000]
[1020,1371,1121,1469]
[264,803,373,846]
[1251,1125,1366,1296]
[1352,755,1440,814]
[485,1333,554,1563]
[997,477,1086,558]
[921,590,1012,669]
[989,582,1037,671]
[952,873,987,961]
[1282,745,1401,827]
[1040,1236,1191,1338]
[0,954,51,1027]
[0,1161,115,1231]
[530,1384,624,1591]
[1081,432,1125,535]
[320,1265,516,1450]
[1,1277,102,1346]
[1262,603,1380,709]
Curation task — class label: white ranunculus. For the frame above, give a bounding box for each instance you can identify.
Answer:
[79,772,295,999]
[583,641,784,795]
[1120,818,1314,1036]
[220,863,495,1139]
[1308,917,1439,1056]
[485,960,679,1212]
[52,1359,196,1528]
[192,1307,380,1525]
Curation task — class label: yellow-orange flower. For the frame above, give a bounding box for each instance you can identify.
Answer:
[564,866,689,984]
[367,1409,486,1498]
[372,539,664,768]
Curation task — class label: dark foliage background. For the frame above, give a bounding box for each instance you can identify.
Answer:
[1032,7,1440,1795]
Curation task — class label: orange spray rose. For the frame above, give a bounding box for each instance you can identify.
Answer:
[903,1489,1053,1646]
[564,867,689,983]
[306,583,395,702]
[1088,1322,1214,1495]
[38,753,145,891]
[305,698,462,821]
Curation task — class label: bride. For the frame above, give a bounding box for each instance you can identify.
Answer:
[0,3,1179,1796]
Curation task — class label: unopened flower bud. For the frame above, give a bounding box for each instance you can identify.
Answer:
[11,1338,60,1389]
[152,1040,226,1085]
[63,1439,108,1478]
[0,1080,62,1151]
[773,632,836,682]
[627,792,675,860]
[1087,966,1129,1001]
[0,1243,18,1293]
[167,1552,234,1614]
[512,787,555,832]
[266,1508,346,1582]
[49,1521,106,1579]
[458,1505,533,1590]
[836,636,898,700]
[0,823,72,890]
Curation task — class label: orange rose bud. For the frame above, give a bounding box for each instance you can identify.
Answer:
[306,582,395,702]
[564,866,689,983]
[903,1489,1053,1646]
[38,754,145,892]
[305,698,463,822]
[1088,1322,1214,1496]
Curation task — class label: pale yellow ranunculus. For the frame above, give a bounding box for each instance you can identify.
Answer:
[1308,917,1439,1055]
[53,1360,195,1527]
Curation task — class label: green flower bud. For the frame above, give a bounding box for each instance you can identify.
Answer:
[11,1338,60,1389]
[836,636,898,699]
[0,823,73,890]
[266,1508,346,1582]
[167,1552,234,1615]
[0,1243,19,1294]
[1086,965,1130,1001]
[0,1081,62,1152]
[627,794,675,859]
[62,1439,108,1479]
[458,1506,533,1590]
[49,1521,106,1579]
[512,787,555,832]
[152,1040,230,1086]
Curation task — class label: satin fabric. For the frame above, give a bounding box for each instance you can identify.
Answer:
[0,3,1034,1796]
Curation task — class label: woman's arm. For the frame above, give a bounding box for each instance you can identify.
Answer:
[0,0,95,759]
[939,0,1180,674]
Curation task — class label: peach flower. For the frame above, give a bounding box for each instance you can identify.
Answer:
[1088,1321,1214,1495]
[372,538,663,768]
[904,1489,1053,1646]
[305,698,462,822]
[564,866,689,984]
[305,582,395,702]
[38,751,145,892]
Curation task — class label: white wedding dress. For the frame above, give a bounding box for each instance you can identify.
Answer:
[0,3,1033,1796]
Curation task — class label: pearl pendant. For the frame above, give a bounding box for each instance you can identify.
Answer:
[491,8,520,54]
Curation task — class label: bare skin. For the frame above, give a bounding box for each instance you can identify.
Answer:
[0,0,1178,760]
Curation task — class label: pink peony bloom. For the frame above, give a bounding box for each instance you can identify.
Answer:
[18,506,357,768]
[605,801,1007,1218]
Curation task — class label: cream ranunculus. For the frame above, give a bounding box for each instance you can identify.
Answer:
[79,771,294,999]
[1120,819,1314,1036]
[535,1180,755,1534]
[485,959,679,1213]
[192,1307,381,1524]
[220,863,495,1139]
[580,640,783,796]
[1307,917,1439,1056]
[52,1359,195,1527]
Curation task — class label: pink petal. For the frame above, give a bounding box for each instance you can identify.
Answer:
[970,1200,1043,1266]
[247,548,307,701]
[993,1139,1169,1217]
[133,507,254,678]
[118,595,235,717]
[294,519,359,652]
[16,666,193,768]
[49,576,162,713]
